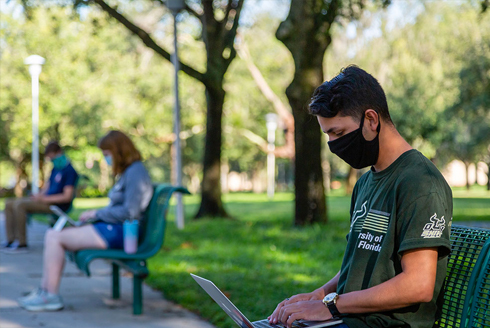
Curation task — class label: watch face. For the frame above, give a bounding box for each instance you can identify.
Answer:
[324,293,336,302]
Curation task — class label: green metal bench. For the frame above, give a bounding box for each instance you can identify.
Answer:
[67,184,190,315]
[462,237,490,327]
[434,224,490,328]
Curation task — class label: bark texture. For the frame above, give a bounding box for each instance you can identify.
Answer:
[276,0,341,225]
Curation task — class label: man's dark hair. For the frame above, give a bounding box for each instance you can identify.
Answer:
[44,141,62,156]
[309,65,393,124]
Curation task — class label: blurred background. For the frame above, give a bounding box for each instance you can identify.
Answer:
[0,0,489,223]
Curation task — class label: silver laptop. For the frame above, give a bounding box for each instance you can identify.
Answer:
[50,205,91,231]
[190,274,343,328]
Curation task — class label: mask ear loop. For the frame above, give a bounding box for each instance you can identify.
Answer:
[360,111,381,133]
[359,111,381,136]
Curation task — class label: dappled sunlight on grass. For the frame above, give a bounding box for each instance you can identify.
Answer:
[453,198,490,222]
[287,273,318,284]
[73,197,109,209]
[147,196,350,327]
[451,185,490,199]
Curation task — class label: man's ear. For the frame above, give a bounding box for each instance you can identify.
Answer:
[364,109,379,132]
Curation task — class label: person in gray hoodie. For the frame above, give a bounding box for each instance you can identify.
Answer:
[18,130,153,312]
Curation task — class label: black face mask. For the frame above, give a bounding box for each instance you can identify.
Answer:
[327,114,381,169]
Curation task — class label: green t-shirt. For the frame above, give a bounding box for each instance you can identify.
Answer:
[338,150,453,328]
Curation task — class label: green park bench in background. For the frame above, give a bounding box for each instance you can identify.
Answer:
[434,224,490,328]
[67,184,190,315]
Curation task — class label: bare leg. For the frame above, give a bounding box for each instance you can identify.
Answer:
[42,225,107,294]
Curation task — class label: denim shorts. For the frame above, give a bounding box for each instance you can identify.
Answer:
[92,222,124,249]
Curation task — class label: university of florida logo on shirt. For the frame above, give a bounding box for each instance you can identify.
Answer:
[351,201,390,252]
[421,213,445,238]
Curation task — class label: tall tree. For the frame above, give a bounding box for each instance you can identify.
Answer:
[276,0,389,225]
[80,0,245,218]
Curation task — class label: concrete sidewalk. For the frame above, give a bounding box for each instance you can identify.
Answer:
[0,213,215,328]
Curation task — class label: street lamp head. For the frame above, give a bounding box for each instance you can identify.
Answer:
[266,113,278,131]
[24,55,45,66]
[25,55,45,76]
[167,0,185,13]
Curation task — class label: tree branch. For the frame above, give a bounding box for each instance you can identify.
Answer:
[235,39,295,159]
[93,0,205,83]
[222,0,244,69]
[235,128,294,159]
[236,41,294,127]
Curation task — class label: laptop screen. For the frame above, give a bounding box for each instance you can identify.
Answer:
[191,274,255,328]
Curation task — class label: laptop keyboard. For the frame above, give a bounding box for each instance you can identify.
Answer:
[254,319,309,328]
[254,319,284,328]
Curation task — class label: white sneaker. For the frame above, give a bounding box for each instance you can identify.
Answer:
[19,287,44,301]
[18,289,64,311]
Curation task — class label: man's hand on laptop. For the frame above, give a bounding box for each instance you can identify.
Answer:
[270,300,332,328]
[268,289,328,328]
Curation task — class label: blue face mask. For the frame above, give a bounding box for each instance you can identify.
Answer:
[51,154,68,170]
[104,155,113,166]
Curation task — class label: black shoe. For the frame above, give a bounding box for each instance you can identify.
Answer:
[0,241,14,248]
[1,244,29,254]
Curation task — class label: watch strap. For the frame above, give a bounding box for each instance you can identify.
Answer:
[327,301,341,317]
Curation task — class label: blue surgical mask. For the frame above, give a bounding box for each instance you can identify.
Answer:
[51,154,68,170]
[104,155,113,166]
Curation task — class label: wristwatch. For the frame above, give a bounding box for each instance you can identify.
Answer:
[322,292,341,317]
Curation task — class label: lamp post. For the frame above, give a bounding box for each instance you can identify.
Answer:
[265,113,278,200]
[168,0,185,229]
[24,55,45,195]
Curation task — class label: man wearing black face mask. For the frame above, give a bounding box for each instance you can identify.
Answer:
[269,65,453,328]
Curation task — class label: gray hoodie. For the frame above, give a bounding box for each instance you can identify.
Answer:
[95,161,153,224]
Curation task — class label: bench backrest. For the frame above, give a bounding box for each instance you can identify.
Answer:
[136,184,190,258]
[463,238,490,327]
[434,224,490,328]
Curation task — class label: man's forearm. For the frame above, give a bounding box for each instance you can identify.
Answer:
[336,248,438,314]
[41,186,74,204]
[337,272,428,313]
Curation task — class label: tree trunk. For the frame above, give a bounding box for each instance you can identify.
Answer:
[276,0,340,225]
[464,161,471,190]
[487,162,490,191]
[91,0,244,219]
[196,85,228,218]
[290,88,327,225]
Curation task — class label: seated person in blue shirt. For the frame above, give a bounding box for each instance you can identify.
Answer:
[17,130,153,312]
[2,141,78,253]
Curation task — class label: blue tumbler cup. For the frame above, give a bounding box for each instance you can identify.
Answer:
[123,220,139,254]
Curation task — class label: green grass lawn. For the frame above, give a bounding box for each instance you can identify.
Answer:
[149,191,350,327]
[0,187,488,327]
[146,188,490,328]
